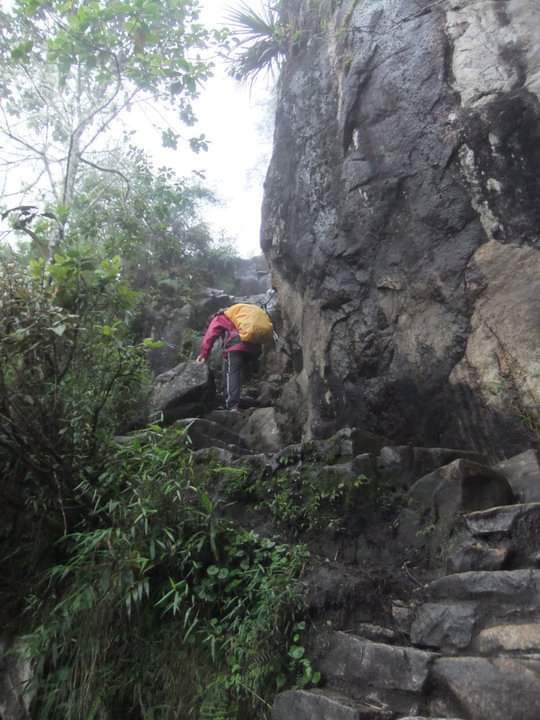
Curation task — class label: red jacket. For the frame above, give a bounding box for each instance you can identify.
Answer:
[199,313,259,360]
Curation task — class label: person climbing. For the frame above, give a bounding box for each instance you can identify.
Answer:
[196,302,274,411]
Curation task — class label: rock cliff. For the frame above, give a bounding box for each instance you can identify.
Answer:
[262,0,540,458]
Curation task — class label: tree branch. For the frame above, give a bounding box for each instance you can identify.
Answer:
[80,157,131,198]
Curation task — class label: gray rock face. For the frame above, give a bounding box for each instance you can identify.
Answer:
[149,361,215,422]
[262,0,540,457]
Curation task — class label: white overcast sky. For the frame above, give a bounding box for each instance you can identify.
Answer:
[0,0,275,258]
[144,0,275,257]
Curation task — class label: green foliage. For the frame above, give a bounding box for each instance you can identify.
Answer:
[260,467,370,533]
[70,149,236,301]
[22,427,309,719]
[226,451,405,536]
[4,0,211,107]
[0,252,149,595]
[0,0,220,250]
[226,2,288,82]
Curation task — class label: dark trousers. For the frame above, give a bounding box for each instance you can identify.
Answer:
[224,351,243,409]
[224,351,257,409]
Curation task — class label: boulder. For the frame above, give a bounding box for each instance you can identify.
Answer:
[408,460,514,519]
[272,689,392,720]
[497,450,540,502]
[377,446,488,491]
[204,408,249,434]
[400,460,514,565]
[411,602,478,651]
[352,453,377,478]
[432,656,540,720]
[149,361,215,423]
[239,407,284,453]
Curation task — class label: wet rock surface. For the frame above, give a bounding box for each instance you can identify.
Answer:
[149,361,215,422]
[262,0,540,457]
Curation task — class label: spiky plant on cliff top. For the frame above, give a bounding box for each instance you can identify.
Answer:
[226,2,288,82]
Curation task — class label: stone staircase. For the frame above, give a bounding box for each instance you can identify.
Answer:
[161,401,540,720]
[269,453,540,720]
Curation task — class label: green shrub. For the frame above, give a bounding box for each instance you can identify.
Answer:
[22,427,309,719]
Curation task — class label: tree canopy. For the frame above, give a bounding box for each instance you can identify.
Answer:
[0,0,217,255]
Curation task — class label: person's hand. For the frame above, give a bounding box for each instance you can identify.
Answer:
[196,355,206,364]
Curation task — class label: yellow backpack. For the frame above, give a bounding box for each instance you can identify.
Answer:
[224,304,274,344]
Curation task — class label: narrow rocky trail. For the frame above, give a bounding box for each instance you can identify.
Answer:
[166,386,540,720]
[135,256,540,720]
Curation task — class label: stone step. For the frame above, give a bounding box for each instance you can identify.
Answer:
[465,501,540,536]
[412,570,540,651]
[313,632,435,715]
[447,500,540,575]
[472,622,540,654]
[272,689,393,720]
[424,569,540,603]
[431,655,540,720]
